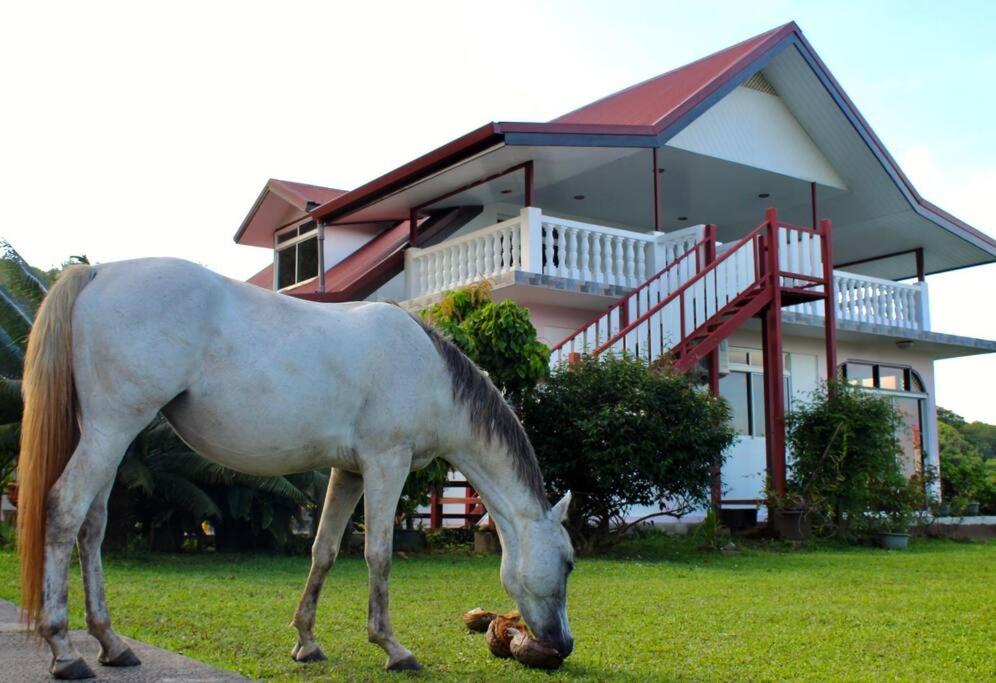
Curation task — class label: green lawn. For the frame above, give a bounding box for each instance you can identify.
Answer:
[1,537,993,681]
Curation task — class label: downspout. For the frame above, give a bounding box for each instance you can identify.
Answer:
[317,221,326,294]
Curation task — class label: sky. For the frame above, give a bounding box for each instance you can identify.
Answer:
[1,1,994,421]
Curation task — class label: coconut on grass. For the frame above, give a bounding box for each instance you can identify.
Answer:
[464,608,564,670]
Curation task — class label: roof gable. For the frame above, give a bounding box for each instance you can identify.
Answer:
[552,23,796,129]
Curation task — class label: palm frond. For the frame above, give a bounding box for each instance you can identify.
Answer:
[0,327,24,379]
[0,286,34,349]
[152,471,222,521]
[117,453,154,495]
[0,379,22,422]
[0,240,49,313]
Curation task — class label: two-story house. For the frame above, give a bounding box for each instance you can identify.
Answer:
[236,22,996,520]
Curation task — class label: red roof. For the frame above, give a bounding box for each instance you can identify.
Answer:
[267,179,348,211]
[553,22,795,129]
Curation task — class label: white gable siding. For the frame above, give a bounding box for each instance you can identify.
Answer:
[667,85,847,190]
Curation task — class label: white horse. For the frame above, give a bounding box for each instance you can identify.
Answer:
[17,258,574,679]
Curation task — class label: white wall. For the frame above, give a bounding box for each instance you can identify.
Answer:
[323,224,379,271]
[668,85,847,190]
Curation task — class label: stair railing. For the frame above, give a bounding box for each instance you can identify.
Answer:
[589,220,769,363]
[549,233,710,366]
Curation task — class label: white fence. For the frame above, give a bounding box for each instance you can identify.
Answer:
[404,208,704,300]
[787,272,929,330]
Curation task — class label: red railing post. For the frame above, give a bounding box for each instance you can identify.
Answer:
[761,208,787,499]
[820,218,837,385]
[703,224,722,512]
[429,488,442,529]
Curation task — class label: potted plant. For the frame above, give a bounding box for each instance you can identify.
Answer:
[770,492,812,542]
[875,509,912,550]
[392,459,450,553]
[963,501,981,516]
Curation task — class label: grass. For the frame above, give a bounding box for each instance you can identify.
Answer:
[0,536,993,681]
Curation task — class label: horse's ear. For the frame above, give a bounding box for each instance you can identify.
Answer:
[552,491,572,524]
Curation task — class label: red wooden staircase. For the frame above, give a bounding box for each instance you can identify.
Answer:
[550,208,838,503]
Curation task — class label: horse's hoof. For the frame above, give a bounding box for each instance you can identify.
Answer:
[50,657,95,680]
[293,644,327,663]
[386,654,423,671]
[100,646,141,667]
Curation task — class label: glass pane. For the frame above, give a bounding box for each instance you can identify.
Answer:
[728,347,750,366]
[751,373,766,437]
[845,362,874,388]
[297,237,319,281]
[277,248,296,289]
[276,229,297,245]
[893,397,923,477]
[878,365,905,391]
[910,371,925,393]
[720,372,750,436]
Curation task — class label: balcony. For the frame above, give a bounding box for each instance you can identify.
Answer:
[403,207,703,306]
[402,207,930,336]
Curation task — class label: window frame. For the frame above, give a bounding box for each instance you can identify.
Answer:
[273,220,320,290]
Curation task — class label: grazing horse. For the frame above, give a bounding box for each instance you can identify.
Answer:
[17,258,574,679]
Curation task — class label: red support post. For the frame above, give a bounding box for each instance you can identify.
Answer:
[524,160,534,207]
[409,208,419,245]
[820,218,837,383]
[761,208,787,499]
[704,224,722,512]
[914,246,925,283]
[652,148,661,231]
[429,488,442,529]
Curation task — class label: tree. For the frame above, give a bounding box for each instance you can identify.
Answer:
[936,407,996,514]
[520,353,735,552]
[0,240,56,491]
[420,281,549,404]
[786,379,914,538]
[114,416,324,551]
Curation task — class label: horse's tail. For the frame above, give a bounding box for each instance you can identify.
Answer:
[17,264,95,626]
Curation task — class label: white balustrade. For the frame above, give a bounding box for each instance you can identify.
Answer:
[784,271,927,330]
[405,208,701,300]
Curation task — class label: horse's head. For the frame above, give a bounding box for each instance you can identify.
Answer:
[500,491,575,659]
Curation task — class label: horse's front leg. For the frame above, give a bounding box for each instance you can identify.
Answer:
[362,447,421,671]
[291,468,364,663]
[77,481,140,667]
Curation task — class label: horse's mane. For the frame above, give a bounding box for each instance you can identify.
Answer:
[410,314,548,506]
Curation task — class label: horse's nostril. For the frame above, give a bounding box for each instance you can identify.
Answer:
[558,636,574,659]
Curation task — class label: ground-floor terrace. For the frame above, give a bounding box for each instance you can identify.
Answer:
[417,287,994,527]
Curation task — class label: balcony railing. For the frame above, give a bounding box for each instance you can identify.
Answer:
[403,207,704,301]
[401,207,930,334]
[789,271,929,331]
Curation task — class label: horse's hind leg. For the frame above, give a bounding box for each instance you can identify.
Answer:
[291,468,363,663]
[40,426,144,680]
[77,480,140,667]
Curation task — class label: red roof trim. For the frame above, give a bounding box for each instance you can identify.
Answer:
[309,123,503,223]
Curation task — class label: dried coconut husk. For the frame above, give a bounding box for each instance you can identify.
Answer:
[462,608,496,633]
[510,630,563,670]
[485,615,522,658]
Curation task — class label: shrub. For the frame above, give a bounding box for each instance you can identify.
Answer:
[520,354,735,552]
[420,281,549,404]
[786,379,923,538]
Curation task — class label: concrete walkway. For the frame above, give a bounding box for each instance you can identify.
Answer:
[0,600,250,682]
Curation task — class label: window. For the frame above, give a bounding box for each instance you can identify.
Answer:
[721,347,792,438]
[275,221,319,289]
[842,362,924,393]
[839,361,929,476]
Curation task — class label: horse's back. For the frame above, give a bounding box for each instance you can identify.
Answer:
[70,257,446,475]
